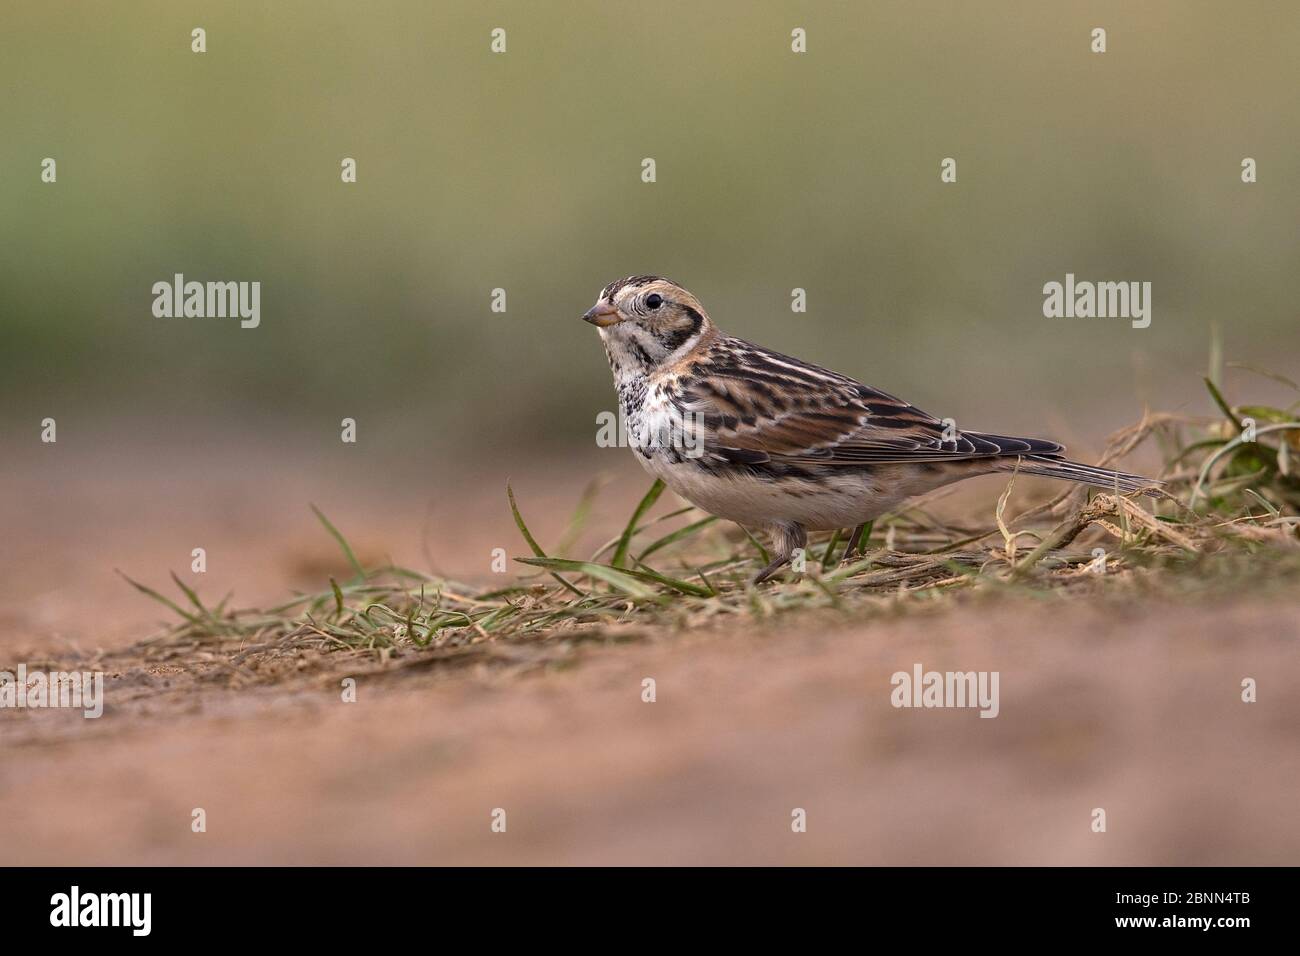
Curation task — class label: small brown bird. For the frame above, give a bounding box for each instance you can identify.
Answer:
[583,275,1159,583]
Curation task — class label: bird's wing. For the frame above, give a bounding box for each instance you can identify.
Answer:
[679,342,1062,467]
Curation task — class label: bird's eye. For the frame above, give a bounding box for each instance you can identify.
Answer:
[645,293,663,310]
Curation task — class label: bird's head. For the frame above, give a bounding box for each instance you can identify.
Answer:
[582,275,712,370]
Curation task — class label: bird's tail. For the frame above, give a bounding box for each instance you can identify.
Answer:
[997,455,1161,496]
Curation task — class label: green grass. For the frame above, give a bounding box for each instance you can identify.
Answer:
[118,374,1300,669]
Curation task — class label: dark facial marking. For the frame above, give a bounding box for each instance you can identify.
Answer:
[627,337,654,367]
[657,306,704,354]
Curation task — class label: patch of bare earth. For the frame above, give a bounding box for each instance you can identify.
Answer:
[2,441,1296,865]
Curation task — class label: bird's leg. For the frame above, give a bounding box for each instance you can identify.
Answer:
[752,523,807,585]
[842,522,869,562]
[752,554,789,585]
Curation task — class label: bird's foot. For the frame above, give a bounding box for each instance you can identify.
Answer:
[751,555,791,585]
[751,523,807,585]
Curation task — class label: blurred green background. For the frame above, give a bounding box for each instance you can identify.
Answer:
[3,0,1298,457]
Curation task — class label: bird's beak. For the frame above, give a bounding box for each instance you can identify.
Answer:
[582,302,622,327]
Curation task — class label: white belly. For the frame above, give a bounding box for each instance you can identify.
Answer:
[638,453,942,532]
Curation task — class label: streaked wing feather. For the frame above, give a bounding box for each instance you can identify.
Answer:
[681,340,1064,466]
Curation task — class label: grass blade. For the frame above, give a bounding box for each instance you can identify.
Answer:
[637,515,718,562]
[1204,377,1242,432]
[310,503,366,581]
[515,556,657,598]
[741,528,771,565]
[611,479,665,568]
[589,505,694,562]
[629,559,715,597]
[507,483,585,597]
[117,570,200,623]
[169,571,209,617]
[553,476,603,557]
[820,528,843,571]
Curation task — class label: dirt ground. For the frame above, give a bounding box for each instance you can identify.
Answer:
[2,436,1297,865]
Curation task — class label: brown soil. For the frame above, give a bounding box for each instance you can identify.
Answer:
[2,441,1296,865]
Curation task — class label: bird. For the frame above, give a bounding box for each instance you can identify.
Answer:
[582,275,1160,584]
